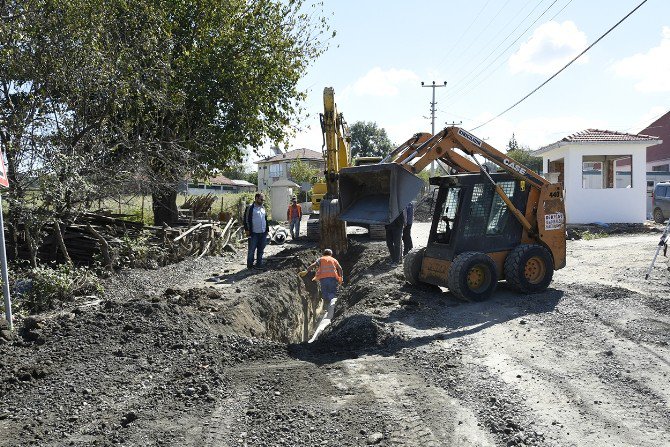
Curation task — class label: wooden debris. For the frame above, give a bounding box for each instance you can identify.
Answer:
[6,211,246,269]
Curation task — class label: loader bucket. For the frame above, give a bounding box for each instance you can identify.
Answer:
[339,163,424,225]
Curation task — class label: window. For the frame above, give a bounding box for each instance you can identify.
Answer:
[582,155,632,189]
[463,184,494,238]
[652,164,669,172]
[435,187,461,244]
[656,185,668,198]
[269,164,283,177]
[486,181,515,235]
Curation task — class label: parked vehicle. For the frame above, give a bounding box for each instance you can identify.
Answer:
[651,181,670,223]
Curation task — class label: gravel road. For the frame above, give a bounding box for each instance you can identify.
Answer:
[1,225,669,446]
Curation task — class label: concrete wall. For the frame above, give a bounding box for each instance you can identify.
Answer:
[542,143,648,224]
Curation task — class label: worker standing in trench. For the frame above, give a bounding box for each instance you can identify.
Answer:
[302,248,344,319]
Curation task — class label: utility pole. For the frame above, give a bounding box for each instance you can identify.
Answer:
[421,81,447,176]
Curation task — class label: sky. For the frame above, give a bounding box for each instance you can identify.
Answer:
[252,0,669,163]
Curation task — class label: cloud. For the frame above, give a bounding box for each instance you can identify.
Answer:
[509,21,588,75]
[348,67,419,97]
[612,26,670,93]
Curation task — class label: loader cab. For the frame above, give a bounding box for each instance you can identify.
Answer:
[426,173,529,261]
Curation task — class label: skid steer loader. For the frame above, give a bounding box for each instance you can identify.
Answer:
[338,126,566,301]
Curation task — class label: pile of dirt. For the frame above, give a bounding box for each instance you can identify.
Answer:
[312,244,410,352]
[566,222,662,240]
[0,244,333,445]
[413,193,436,222]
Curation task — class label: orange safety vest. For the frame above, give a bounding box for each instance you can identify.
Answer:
[287,203,302,220]
[314,255,342,283]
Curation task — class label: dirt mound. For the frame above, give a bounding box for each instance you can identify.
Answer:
[312,244,409,352]
[566,222,661,240]
[413,193,436,222]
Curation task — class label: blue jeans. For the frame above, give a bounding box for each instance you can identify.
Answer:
[290,218,300,239]
[247,232,267,268]
[320,277,338,301]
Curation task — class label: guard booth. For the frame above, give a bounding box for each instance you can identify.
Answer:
[270,179,300,221]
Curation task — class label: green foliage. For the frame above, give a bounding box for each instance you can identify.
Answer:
[289,157,319,185]
[505,134,542,173]
[16,264,103,314]
[246,171,259,187]
[350,121,394,158]
[1,0,331,226]
[578,230,608,241]
[113,234,167,269]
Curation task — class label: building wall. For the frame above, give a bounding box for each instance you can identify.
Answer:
[257,159,323,192]
[543,143,647,224]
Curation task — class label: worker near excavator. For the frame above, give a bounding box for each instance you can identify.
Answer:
[304,248,343,319]
[385,208,406,266]
[286,196,302,240]
[243,193,269,270]
[402,200,414,256]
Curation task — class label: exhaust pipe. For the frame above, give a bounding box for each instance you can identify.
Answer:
[338,163,424,225]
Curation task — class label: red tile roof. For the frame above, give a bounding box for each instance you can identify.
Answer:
[561,129,659,142]
[536,128,661,154]
[255,148,323,164]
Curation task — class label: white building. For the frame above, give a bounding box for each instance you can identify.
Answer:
[535,129,660,224]
[255,148,324,192]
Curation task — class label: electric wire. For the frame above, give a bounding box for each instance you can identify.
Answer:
[434,0,494,69]
[447,0,561,104]
[447,0,550,94]
[469,0,650,132]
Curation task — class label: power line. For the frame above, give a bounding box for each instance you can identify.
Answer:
[447,0,549,91]
[447,0,574,107]
[447,0,561,104]
[435,0,493,68]
[470,0,649,132]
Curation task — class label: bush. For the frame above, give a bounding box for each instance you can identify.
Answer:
[15,264,103,314]
[113,234,167,269]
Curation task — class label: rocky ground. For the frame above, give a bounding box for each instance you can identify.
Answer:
[1,224,670,446]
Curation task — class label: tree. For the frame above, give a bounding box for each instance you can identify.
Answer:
[350,121,394,158]
[505,134,542,173]
[289,157,319,185]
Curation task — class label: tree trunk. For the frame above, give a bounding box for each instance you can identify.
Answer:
[152,188,178,226]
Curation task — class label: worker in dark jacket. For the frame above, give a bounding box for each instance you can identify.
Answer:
[402,201,415,255]
[243,193,269,270]
[385,208,406,266]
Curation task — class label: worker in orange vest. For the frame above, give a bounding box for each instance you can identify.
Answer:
[303,248,343,319]
[286,196,303,240]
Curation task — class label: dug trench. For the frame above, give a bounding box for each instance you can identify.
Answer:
[0,242,422,446]
[2,233,670,446]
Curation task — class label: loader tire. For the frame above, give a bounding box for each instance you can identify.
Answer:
[447,251,497,301]
[403,248,425,285]
[504,244,554,294]
[653,208,665,224]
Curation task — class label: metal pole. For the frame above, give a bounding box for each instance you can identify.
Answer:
[0,193,12,330]
[421,81,447,177]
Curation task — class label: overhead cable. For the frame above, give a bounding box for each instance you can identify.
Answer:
[470,0,649,132]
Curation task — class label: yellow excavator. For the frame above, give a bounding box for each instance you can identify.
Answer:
[305,87,349,253]
[306,87,386,249]
[338,126,566,300]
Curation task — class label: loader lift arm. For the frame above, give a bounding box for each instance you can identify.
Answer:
[339,126,566,270]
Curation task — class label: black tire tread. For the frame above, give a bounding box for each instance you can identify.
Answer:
[504,244,554,293]
[447,251,497,301]
[403,248,425,285]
